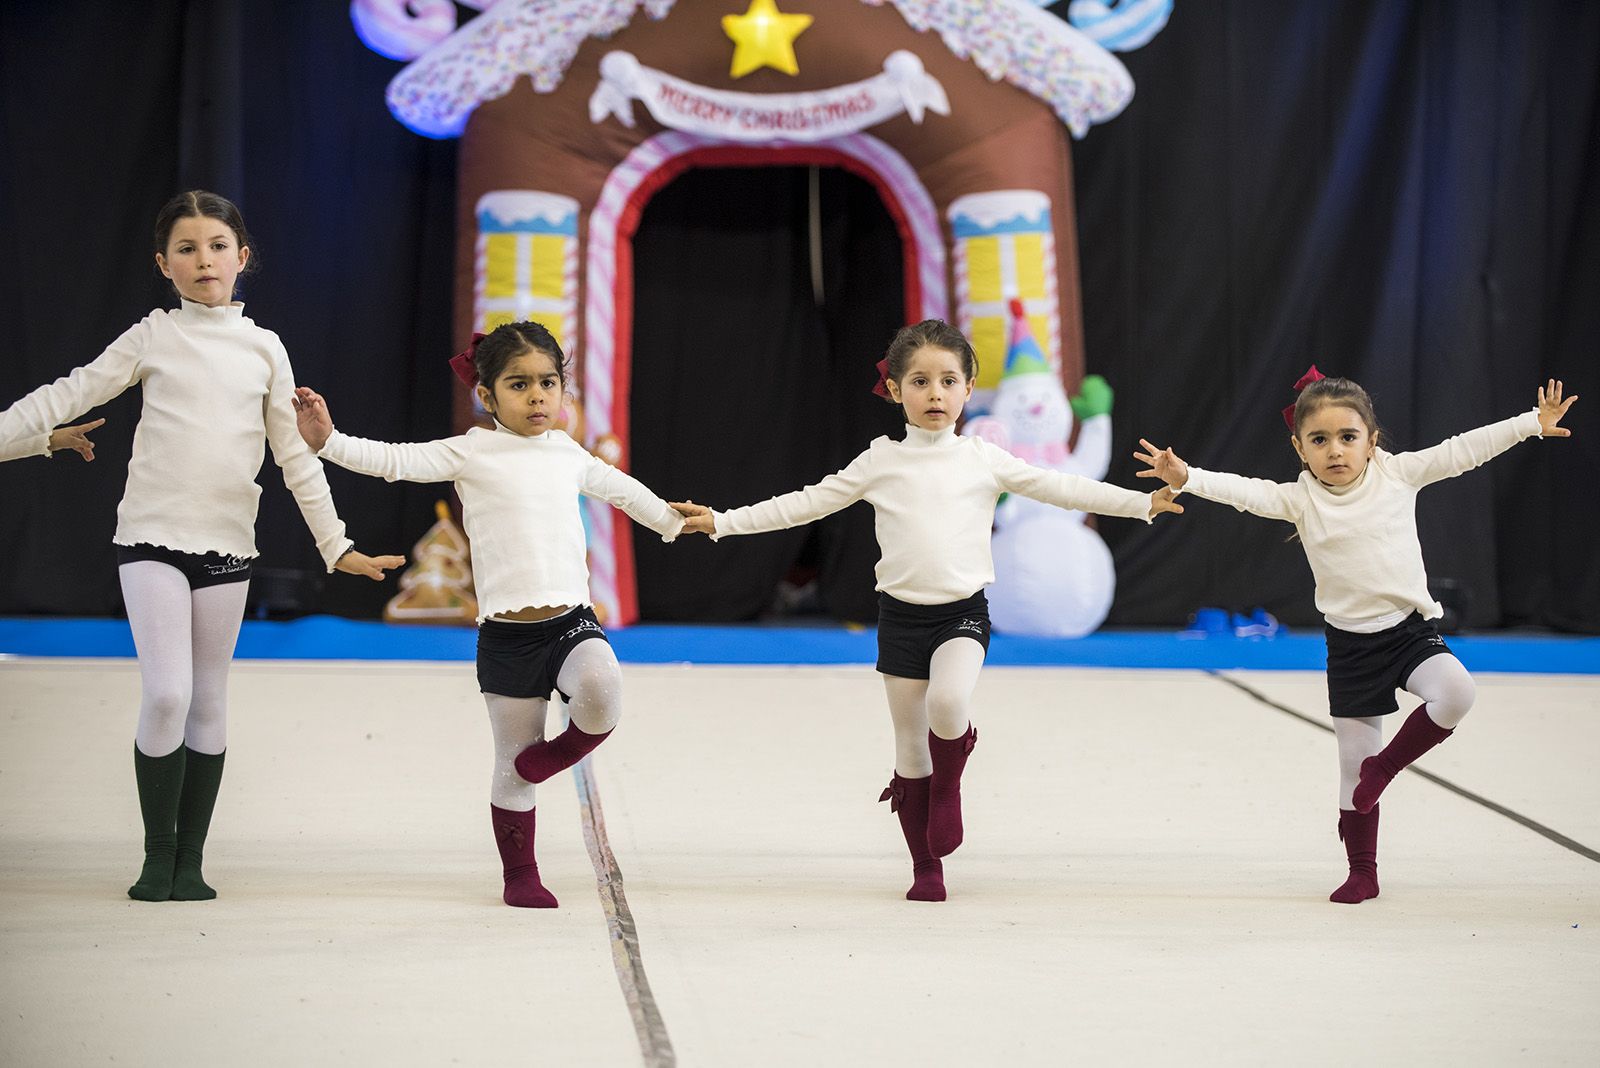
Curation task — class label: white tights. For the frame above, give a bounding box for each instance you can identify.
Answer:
[119,561,249,758]
[483,639,623,811]
[880,638,986,778]
[1331,653,1475,808]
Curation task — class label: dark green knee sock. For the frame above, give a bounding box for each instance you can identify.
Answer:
[171,748,226,901]
[129,745,186,902]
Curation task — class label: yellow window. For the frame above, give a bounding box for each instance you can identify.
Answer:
[483,234,519,299]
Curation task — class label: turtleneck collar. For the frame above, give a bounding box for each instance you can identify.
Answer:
[902,423,959,448]
[491,419,548,442]
[1317,462,1370,496]
[178,299,246,325]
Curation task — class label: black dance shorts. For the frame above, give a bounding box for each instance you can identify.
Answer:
[477,607,608,700]
[1324,612,1452,718]
[876,591,992,679]
[115,542,253,590]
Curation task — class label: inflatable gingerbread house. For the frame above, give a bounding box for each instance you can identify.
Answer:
[354,0,1167,624]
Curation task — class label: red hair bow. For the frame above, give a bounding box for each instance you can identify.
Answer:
[449,332,487,387]
[871,357,891,399]
[1281,364,1326,429]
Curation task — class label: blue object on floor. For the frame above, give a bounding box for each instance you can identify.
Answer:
[1179,607,1232,639]
[1232,608,1282,639]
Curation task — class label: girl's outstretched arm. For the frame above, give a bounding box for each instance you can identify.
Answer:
[297,385,469,484]
[1386,380,1573,488]
[289,390,405,579]
[0,320,148,454]
[710,453,871,540]
[1138,438,1302,522]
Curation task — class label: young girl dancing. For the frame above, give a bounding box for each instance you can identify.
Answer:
[675,320,1182,902]
[0,191,401,902]
[1135,370,1577,904]
[293,320,686,909]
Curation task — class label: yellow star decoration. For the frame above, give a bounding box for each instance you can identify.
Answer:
[722,0,813,78]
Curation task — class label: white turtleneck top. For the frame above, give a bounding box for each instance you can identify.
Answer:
[317,424,685,621]
[1181,411,1544,632]
[711,424,1156,605]
[0,301,352,568]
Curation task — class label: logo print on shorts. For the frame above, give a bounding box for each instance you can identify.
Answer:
[561,618,604,643]
[204,555,250,576]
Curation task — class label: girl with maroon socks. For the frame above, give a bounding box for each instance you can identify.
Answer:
[674,320,1181,901]
[294,321,686,908]
[1136,372,1577,904]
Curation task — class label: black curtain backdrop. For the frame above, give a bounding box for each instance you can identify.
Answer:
[2,2,1596,631]
[0,0,457,620]
[629,166,905,623]
[1067,0,1600,631]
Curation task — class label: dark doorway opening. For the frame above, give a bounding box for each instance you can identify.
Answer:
[629,165,906,623]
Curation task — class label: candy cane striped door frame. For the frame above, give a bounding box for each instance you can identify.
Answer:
[581,131,947,625]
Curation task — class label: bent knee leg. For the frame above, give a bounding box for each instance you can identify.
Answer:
[1408,655,1475,729]
[559,641,623,734]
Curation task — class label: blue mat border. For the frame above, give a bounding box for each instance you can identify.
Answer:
[1,616,1596,674]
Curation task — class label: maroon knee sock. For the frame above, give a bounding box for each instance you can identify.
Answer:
[1329,805,1380,904]
[926,724,977,859]
[490,804,557,908]
[513,721,614,784]
[880,774,945,902]
[1352,704,1453,814]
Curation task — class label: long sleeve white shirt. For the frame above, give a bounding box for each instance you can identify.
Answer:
[318,424,685,621]
[711,423,1155,605]
[0,301,352,568]
[1181,411,1543,632]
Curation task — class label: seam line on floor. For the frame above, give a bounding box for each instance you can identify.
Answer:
[1210,670,1600,863]
[571,726,676,1067]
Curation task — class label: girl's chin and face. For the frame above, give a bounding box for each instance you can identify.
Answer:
[479,351,565,437]
[888,345,973,431]
[1294,404,1376,486]
[157,216,248,308]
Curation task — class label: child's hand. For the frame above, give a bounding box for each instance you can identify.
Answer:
[292,386,334,451]
[1133,438,1189,490]
[335,549,406,581]
[1537,379,1577,437]
[1147,485,1184,520]
[669,501,716,535]
[47,418,106,461]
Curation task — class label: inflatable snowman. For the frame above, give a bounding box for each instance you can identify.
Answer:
[963,301,1118,637]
